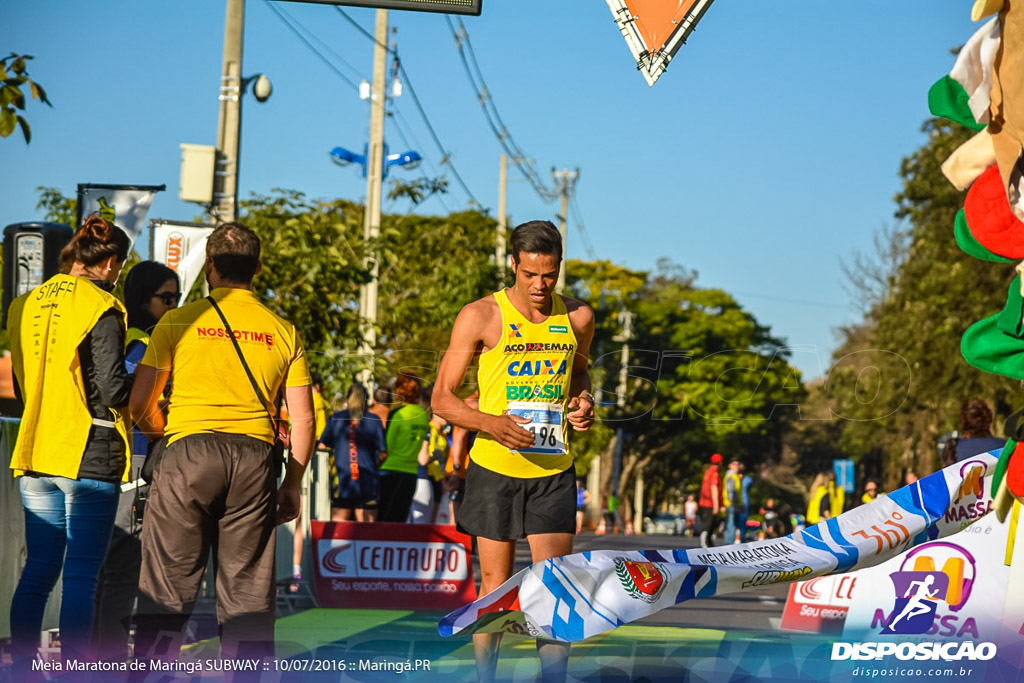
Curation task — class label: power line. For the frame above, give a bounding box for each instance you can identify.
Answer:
[333,7,481,207]
[265,1,472,208]
[264,1,361,91]
[446,16,560,203]
[569,193,597,260]
[389,113,452,214]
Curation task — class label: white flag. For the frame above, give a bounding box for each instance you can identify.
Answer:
[150,220,214,297]
[77,183,165,243]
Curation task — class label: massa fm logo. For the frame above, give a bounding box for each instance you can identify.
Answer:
[614,557,667,603]
[879,542,977,636]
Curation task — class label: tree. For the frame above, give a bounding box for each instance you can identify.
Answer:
[567,258,807,523]
[1,53,51,143]
[239,190,371,393]
[831,118,1019,488]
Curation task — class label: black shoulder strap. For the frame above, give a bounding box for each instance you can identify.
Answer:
[206,295,277,430]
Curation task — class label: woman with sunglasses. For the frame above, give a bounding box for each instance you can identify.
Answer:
[8,216,133,668]
[93,260,180,661]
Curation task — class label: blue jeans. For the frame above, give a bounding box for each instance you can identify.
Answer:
[724,506,738,544]
[10,475,118,664]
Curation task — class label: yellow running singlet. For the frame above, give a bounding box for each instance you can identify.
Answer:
[470,290,577,478]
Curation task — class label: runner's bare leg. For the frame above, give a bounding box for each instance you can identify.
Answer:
[528,532,574,683]
[474,537,517,683]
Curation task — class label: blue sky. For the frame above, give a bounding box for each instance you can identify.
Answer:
[2,1,976,378]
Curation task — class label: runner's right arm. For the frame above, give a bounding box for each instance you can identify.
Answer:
[432,302,534,451]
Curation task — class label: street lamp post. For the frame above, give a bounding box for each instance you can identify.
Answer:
[212,0,271,223]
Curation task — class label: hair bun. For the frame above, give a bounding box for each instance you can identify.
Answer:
[79,215,114,243]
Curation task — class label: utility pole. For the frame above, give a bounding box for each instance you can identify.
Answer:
[551,167,578,292]
[212,0,245,223]
[497,153,507,282]
[359,9,389,376]
[612,308,633,528]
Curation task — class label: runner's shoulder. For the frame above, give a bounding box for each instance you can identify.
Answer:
[561,295,595,329]
[457,295,501,329]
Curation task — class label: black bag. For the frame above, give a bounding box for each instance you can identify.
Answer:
[140,436,167,485]
[207,296,287,478]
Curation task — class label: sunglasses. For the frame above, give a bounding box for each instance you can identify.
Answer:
[152,292,182,306]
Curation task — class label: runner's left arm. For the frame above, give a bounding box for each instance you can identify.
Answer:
[566,302,596,431]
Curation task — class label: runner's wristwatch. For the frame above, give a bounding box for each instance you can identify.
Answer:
[578,391,596,406]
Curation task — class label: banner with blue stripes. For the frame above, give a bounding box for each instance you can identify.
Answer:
[440,453,1001,642]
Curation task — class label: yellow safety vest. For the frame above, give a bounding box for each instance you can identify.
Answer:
[471,290,577,478]
[125,326,150,349]
[8,274,131,480]
[722,471,741,507]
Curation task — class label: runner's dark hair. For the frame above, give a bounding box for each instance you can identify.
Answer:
[510,220,562,264]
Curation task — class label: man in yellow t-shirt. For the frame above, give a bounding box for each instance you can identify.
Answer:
[129,222,315,662]
[433,220,595,683]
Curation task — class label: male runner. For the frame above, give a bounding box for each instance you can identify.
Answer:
[432,220,595,683]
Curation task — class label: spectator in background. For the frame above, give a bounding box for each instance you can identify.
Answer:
[723,460,742,544]
[8,216,133,668]
[698,453,723,548]
[575,480,592,534]
[409,386,450,524]
[94,260,180,661]
[310,372,331,439]
[369,384,392,431]
[807,471,844,524]
[861,479,882,505]
[683,494,698,537]
[290,371,332,585]
[759,498,784,538]
[445,394,478,522]
[941,398,1006,467]
[321,383,387,521]
[736,463,753,543]
[378,372,430,522]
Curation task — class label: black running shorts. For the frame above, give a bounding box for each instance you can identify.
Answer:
[457,460,576,540]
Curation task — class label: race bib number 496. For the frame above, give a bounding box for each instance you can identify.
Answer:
[507,401,566,455]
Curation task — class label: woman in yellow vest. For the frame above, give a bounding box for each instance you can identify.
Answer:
[806,472,845,525]
[7,216,133,667]
[93,260,180,661]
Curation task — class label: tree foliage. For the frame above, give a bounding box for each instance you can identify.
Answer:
[567,258,806,521]
[1,53,51,143]
[831,118,1019,487]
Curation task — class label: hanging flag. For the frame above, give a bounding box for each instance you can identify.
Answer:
[150,219,214,297]
[76,183,166,244]
[440,453,1002,642]
[606,0,716,87]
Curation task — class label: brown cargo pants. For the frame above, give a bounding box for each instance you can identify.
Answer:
[135,432,277,662]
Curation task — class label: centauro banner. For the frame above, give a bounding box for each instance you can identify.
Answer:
[440,452,1004,642]
[150,220,214,298]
